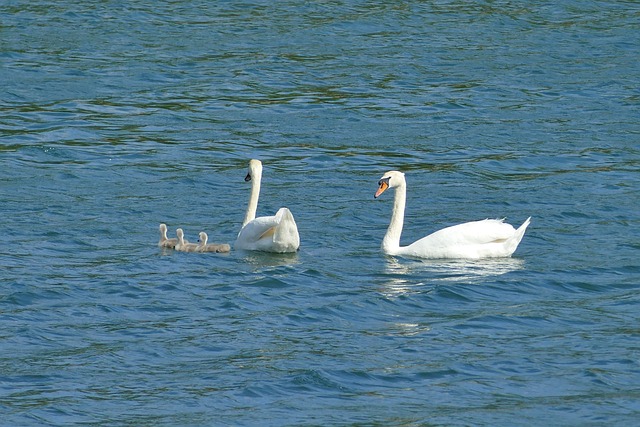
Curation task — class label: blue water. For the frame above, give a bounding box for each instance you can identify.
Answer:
[2,1,640,425]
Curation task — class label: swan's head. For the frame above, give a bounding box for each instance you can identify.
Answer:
[176,228,185,240]
[374,170,405,199]
[159,223,168,233]
[245,159,263,182]
[198,231,208,244]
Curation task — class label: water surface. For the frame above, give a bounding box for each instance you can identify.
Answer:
[1,1,640,425]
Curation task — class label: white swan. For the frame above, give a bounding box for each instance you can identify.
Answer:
[234,159,300,253]
[175,228,199,252]
[158,223,178,249]
[197,232,231,253]
[374,170,531,259]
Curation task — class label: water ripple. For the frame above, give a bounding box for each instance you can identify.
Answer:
[2,0,640,425]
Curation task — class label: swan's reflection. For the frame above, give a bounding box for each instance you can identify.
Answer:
[239,251,299,270]
[386,321,432,336]
[380,256,525,298]
[385,256,525,278]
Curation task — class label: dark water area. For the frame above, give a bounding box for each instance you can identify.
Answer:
[1,1,639,425]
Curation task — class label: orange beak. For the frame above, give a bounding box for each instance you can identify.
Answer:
[374,180,389,199]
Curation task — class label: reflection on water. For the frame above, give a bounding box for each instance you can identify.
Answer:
[379,256,526,298]
[239,251,300,270]
[388,256,526,278]
[385,321,432,337]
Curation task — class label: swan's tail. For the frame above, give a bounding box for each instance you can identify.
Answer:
[506,217,531,256]
[273,207,300,252]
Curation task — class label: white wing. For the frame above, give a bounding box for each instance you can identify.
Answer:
[235,208,300,253]
[401,218,530,259]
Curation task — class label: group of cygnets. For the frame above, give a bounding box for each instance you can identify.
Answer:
[158,159,531,260]
[158,224,231,253]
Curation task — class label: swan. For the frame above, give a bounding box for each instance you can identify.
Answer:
[374,170,531,259]
[175,228,199,252]
[234,159,300,253]
[197,232,231,253]
[158,223,178,249]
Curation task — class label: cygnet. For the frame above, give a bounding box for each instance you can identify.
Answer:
[175,228,199,252]
[158,223,178,249]
[197,231,231,253]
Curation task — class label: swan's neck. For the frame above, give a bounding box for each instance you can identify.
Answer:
[382,183,406,254]
[243,173,261,226]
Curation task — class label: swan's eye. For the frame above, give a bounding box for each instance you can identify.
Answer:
[244,173,252,182]
[379,177,390,186]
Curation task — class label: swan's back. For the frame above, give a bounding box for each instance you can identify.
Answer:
[400,218,530,259]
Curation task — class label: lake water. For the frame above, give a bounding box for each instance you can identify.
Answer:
[2,1,640,425]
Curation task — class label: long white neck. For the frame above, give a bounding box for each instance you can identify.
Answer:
[382,181,406,254]
[243,172,261,226]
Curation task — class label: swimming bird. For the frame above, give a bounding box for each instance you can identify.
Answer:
[175,228,199,252]
[158,223,178,249]
[197,232,231,253]
[234,159,300,253]
[374,170,530,259]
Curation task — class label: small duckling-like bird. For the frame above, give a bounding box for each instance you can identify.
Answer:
[197,232,231,253]
[175,228,199,252]
[158,223,178,249]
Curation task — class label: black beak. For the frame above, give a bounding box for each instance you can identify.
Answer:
[244,173,252,182]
